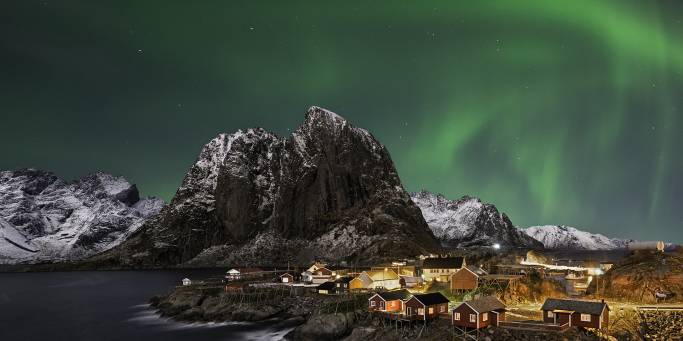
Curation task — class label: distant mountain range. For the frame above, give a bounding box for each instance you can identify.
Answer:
[0,169,164,264]
[521,225,633,250]
[410,191,542,248]
[409,190,633,250]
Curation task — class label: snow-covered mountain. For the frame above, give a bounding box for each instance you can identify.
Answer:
[0,169,164,264]
[410,191,542,248]
[522,225,632,250]
[101,106,440,267]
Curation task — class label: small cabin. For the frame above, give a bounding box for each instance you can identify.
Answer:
[422,257,466,282]
[404,292,450,320]
[225,267,263,281]
[541,298,609,329]
[334,276,353,293]
[280,273,294,284]
[450,266,485,291]
[452,296,506,329]
[182,278,192,286]
[317,281,336,295]
[368,289,411,312]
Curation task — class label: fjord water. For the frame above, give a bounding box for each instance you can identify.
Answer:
[0,270,293,341]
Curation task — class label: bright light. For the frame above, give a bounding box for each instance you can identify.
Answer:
[492,243,501,250]
[384,268,388,271]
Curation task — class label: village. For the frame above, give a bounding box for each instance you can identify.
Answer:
[163,243,683,340]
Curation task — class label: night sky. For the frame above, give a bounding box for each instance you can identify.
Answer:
[2,1,682,243]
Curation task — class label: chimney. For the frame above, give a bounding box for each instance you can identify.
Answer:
[601,299,605,303]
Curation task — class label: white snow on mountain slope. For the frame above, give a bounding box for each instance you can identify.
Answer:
[522,225,632,250]
[0,169,164,264]
[411,191,542,248]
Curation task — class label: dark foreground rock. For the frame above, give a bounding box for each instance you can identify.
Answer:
[287,312,356,341]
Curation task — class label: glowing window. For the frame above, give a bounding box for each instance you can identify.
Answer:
[581,314,591,322]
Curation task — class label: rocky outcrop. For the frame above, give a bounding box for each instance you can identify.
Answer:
[0,169,164,264]
[289,312,356,341]
[601,251,683,303]
[103,107,440,267]
[411,191,542,249]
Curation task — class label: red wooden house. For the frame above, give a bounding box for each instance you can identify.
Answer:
[403,292,450,320]
[541,298,609,329]
[452,296,506,329]
[368,289,411,312]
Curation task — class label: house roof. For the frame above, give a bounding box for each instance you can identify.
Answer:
[422,257,464,269]
[230,267,263,273]
[334,276,353,284]
[280,273,294,277]
[365,269,399,281]
[466,266,487,276]
[412,292,450,306]
[400,276,423,283]
[375,289,412,301]
[541,298,608,315]
[317,281,336,290]
[461,296,506,313]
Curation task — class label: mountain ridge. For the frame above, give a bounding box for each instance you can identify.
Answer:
[0,168,164,264]
[410,190,543,248]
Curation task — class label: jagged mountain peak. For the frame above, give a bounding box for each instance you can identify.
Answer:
[107,106,440,267]
[410,191,542,248]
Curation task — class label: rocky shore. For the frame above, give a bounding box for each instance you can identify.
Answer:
[151,284,615,341]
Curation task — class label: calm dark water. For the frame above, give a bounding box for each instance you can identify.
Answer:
[0,270,294,341]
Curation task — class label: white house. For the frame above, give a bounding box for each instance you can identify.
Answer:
[182,278,192,286]
[422,257,466,282]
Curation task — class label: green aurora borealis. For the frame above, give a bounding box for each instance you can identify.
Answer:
[2,1,682,242]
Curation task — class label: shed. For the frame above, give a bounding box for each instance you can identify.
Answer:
[317,281,336,295]
[280,273,294,283]
[450,267,481,291]
[404,292,450,320]
[452,296,506,329]
[541,298,609,329]
[334,276,353,293]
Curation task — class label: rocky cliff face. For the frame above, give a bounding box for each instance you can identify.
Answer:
[410,191,542,248]
[0,169,164,264]
[522,225,632,250]
[108,107,440,267]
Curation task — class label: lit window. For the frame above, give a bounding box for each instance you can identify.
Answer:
[440,306,446,313]
[547,311,553,318]
[581,314,591,322]
[418,308,424,315]
[370,301,375,307]
[454,312,461,320]
[469,314,476,323]
[429,307,434,314]
[482,313,488,321]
